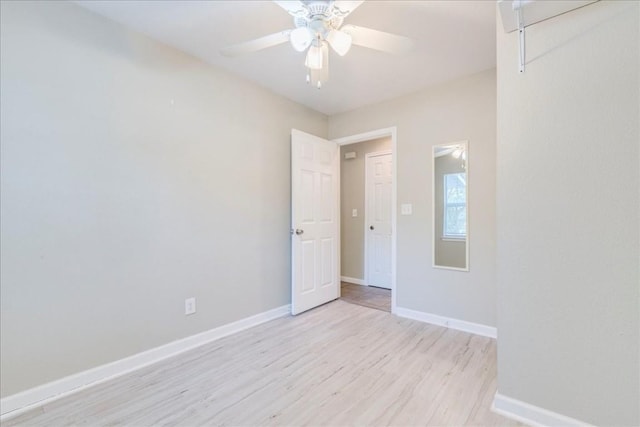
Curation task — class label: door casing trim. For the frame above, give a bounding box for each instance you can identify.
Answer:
[333,127,397,314]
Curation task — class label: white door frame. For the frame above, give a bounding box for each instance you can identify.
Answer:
[364,150,392,289]
[333,127,397,314]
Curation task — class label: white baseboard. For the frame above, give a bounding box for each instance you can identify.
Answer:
[340,276,366,286]
[394,306,497,338]
[0,304,291,420]
[492,392,593,427]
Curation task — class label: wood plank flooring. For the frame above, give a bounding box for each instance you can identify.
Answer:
[340,282,391,312]
[3,300,519,426]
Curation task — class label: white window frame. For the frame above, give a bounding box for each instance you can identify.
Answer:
[442,172,467,240]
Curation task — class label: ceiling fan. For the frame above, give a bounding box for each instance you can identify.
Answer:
[220,0,414,89]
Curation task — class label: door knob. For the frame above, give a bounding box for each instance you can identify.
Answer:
[295,229,304,235]
[370,225,374,230]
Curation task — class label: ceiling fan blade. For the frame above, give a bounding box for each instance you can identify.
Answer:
[220,30,291,57]
[341,25,414,54]
[332,1,365,18]
[273,0,307,17]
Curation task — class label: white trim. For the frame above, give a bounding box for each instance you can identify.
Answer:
[0,304,291,420]
[332,127,397,314]
[340,276,366,286]
[364,150,392,157]
[432,264,469,273]
[333,127,396,146]
[395,306,497,338]
[492,392,594,427]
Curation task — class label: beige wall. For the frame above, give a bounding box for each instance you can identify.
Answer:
[0,1,327,397]
[496,1,639,425]
[330,68,497,327]
[340,137,391,281]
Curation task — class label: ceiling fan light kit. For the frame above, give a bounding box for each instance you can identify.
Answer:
[220,0,414,90]
[305,40,324,70]
[326,29,352,56]
[307,42,329,88]
[290,27,313,51]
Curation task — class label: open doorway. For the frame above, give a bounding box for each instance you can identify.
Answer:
[334,128,397,313]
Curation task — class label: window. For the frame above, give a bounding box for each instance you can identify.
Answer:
[443,172,466,238]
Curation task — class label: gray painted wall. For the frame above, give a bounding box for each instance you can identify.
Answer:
[330,69,497,327]
[340,137,391,281]
[496,1,639,425]
[0,1,327,397]
[433,153,466,269]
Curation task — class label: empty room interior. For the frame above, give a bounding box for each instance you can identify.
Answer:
[0,1,638,426]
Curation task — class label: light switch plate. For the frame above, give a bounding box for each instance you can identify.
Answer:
[401,204,413,215]
[352,209,358,217]
[185,297,196,315]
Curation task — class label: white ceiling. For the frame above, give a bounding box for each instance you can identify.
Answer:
[75,0,497,116]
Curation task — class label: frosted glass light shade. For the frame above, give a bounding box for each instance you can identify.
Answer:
[307,42,329,89]
[305,44,323,70]
[290,27,312,52]
[326,29,352,56]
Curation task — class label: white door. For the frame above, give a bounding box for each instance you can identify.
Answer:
[291,129,339,315]
[365,152,393,289]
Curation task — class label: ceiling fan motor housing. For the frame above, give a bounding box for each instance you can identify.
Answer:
[306,1,331,18]
[293,1,345,37]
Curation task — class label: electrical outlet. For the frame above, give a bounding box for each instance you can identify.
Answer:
[185,297,196,315]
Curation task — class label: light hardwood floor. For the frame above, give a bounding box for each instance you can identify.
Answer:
[4,300,519,426]
[340,282,391,312]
